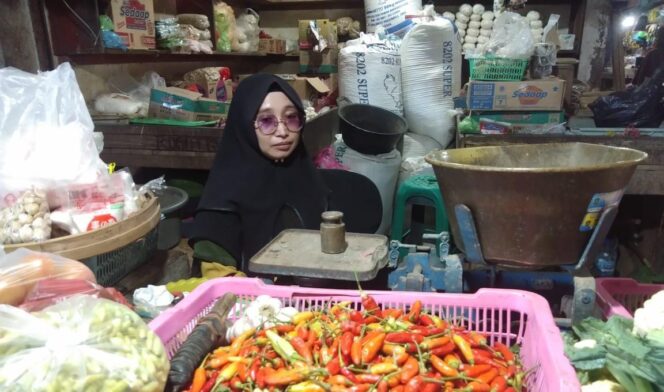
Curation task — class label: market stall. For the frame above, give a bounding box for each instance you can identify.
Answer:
[1,0,664,391]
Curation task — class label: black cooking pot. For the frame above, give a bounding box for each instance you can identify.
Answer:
[338,104,408,155]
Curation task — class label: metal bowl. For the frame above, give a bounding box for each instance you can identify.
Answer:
[426,142,647,268]
[339,104,408,155]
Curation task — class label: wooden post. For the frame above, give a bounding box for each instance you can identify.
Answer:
[612,10,626,91]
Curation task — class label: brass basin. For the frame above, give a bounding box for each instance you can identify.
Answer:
[426,143,647,268]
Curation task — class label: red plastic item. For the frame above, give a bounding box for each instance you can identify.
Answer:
[20,278,131,311]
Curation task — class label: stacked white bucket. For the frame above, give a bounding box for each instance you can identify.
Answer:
[445,4,495,53]
[527,11,543,42]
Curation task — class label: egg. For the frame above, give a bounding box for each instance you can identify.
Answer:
[480,19,494,29]
[482,11,494,21]
[469,21,481,29]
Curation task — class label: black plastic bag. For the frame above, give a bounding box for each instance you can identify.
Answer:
[590,69,664,127]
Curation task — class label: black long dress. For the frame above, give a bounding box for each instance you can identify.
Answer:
[189,74,330,270]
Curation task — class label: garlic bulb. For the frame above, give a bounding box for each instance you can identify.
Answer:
[0,189,51,244]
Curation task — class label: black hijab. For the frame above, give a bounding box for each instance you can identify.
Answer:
[196,74,329,261]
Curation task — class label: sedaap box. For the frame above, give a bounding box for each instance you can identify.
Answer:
[467,78,565,111]
[110,0,156,50]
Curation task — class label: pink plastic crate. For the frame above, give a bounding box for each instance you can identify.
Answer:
[149,278,579,392]
[596,278,664,319]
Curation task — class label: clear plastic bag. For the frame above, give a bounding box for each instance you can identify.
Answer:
[0,189,52,244]
[0,63,108,209]
[0,248,96,306]
[479,11,534,59]
[0,295,169,392]
[20,278,131,312]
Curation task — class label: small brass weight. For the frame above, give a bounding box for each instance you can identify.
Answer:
[320,211,348,254]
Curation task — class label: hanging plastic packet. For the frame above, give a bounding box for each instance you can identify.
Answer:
[100,15,127,51]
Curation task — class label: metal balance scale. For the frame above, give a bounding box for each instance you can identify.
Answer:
[249,211,390,284]
[387,143,648,324]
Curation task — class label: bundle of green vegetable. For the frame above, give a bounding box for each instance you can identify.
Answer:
[0,295,170,392]
[563,315,664,392]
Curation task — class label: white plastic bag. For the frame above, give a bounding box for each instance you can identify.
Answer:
[339,34,403,115]
[0,63,108,208]
[334,139,400,234]
[0,295,169,391]
[398,133,440,187]
[401,15,461,146]
[480,11,534,59]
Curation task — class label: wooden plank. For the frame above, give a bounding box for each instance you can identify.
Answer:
[101,148,216,170]
[612,11,626,90]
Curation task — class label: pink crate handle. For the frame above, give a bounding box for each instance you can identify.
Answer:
[149,277,580,392]
[596,277,664,319]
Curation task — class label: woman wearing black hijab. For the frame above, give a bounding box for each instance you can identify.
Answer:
[189,74,330,271]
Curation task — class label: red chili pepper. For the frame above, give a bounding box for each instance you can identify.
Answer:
[340,367,360,384]
[200,370,219,392]
[342,320,362,335]
[386,374,401,388]
[350,384,372,392]
[503,365,516,379]
[328,375,352,386]
[360,331,382,345]
[351,337,362,365]
[410,327,447,337]
[465,382,491,392]
[377,380,389,392]
[355,374,381,384]
[404,376,424,392]
[406,300,422,323]
[430,354,459,378]
[490,376,508,392]
[419,314,435,326]
[477,368,499,385]
[420,336,451,351]
[400,356,420,384]
[430,341,456,357]
[461,364,492,378]
[350,310,364,323]
[421,379,441,392]
[249,358,260,380]
[290,336,313,364]
[341,331,353,356]
[503,388,516,392]
[444,354,461,369]
[326,357,341,376]
[453,334,475,365]
[382,308,404,319]
[274,324,295,333]
[362,315,380,325]
[361,293,380,315]
[472,349,505,368]
[467,332,488,347]
[493,343,514,365]
[190,367,207,392]
[361,332,386,363]
[263,367,307,386]
[237,362,249,382]
[297,325,309,341]
[256,368,267,389]
[390,386,404,392]
[385,332,424,344]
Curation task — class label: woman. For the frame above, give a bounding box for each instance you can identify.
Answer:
[189,74,331,272]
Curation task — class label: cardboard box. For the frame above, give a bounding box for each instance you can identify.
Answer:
[298,19,337,50]
[299,48,339,74]
[277,74,330,102]
[110,0,156,50]
[148,87,229,122]
[259,39,286,54]
[471,112,566,134]
[467,79,565,111]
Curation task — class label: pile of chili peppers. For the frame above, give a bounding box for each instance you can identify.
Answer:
[185,293,526,392]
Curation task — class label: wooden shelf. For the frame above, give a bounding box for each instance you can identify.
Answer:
[236,0,364,10]
[60,49,299,65]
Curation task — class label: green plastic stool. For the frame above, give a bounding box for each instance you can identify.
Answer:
[391,175,449,244]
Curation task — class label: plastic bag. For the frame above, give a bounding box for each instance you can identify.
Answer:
[0,189,52,244]
[590,69,664,127]
[0,63,108,208]
[20,278,131,312]
[314,145,349,170]
[479,11,534,59]
[0,295,169,391]
[0,248,96,306]
[213,1,236,52]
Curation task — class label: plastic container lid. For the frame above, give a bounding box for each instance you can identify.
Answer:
[154,186,189,215]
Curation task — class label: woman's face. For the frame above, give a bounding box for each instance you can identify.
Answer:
[254,92,302,161]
